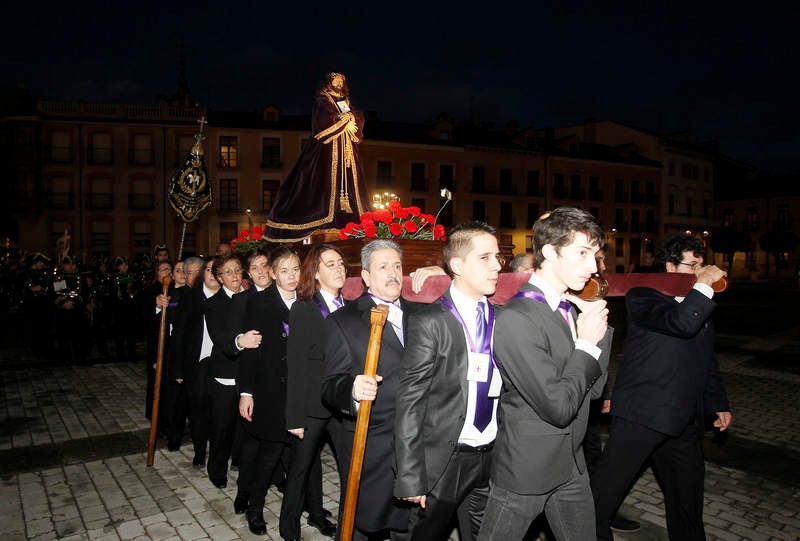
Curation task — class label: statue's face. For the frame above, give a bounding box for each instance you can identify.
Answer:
[330,75,344,92]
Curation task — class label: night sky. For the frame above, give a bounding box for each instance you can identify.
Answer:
[3,2,797,177]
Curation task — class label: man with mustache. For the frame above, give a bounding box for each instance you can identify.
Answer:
[322,239,424,541]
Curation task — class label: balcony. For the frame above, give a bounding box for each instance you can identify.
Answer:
[129,148,154,165]
[128,193,155,210]
[44,192,74,209]
[87,193,114,210]
[260,159,283,169]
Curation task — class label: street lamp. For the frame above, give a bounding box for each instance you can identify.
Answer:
[246,208,253,231]
[372,192,398,210]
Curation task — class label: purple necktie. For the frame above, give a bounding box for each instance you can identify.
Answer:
[557,300,572,326]
[333,296,344,309]
[473,301,493,432]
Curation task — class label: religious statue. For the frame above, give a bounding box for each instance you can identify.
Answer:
[264,72,369,242]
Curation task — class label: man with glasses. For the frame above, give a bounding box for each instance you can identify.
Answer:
[592,233,731,541]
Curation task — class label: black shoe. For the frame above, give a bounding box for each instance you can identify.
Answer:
[307,516,337,537]
[167,443,181,452]
[192,454,205,467]
[304,507,332,518]
[611,515,641,533]
[211,478,227,489]
[246,508,267,536]
[233,492,248,515]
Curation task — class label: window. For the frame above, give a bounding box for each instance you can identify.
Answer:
[646,181,657,204]
[570,174,583,199]
[410,163,427,191]
[219,136,239,167]
[472,200,486,222]
[175,134,194,164]
[220,222,238,246]
[527,171,540,196]
[527,203,540,228]
[553,174,567,198]
[439,164,454,191]
[129,177,154,209]
[668,186,676,216]
[645,210,656,231]
[47,177,73,209]
[631,179,642,203]
[262,180,280,211]
[48,131,72,163]
[500,169,513,194]
[261,137,281,167]
[377,161,393,188]
[132,221,152,258]
[411,197,426,213]
[686,191,694,217]
[615,238,624,258]
[615,178,627,203]
[472,166,485,193]
[722,209,735,227]
[219,178,239,211]
[90,220,112,258]
[745,207,759,232]
[88,177,113,210]
[776,204,789,230]
[130,133,153,165]
[615,208,627,232]
[182,232,197,258]
[589,176,601,200]
[668,160,675,176]
[631,209,641,232]
[500,201,514,228]
[629,238,641,257]
[89,132,113,164]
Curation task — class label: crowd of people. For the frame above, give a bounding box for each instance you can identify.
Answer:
[0,205,732,541]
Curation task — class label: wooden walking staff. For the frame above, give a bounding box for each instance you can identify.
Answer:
[340,304,390,541]
[146,277,172,467]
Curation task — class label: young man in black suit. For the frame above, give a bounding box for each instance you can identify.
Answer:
[478,207,612,540]
[592,233,731,541]
[394,221,503,541]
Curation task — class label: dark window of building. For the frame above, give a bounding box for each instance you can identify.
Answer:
[668,190,676,216]
[219,136,239,167]
[500,168,513,194]
[262,180,280,211]
[219,178,238,211]
[554,174,567,198]
[615,208,627,232]
[527,203,540,228]
[570,174,583,199]
[500,201,513,228]
[130,133,154,165]
[589,176,602,200]
[261,137,281,167]
[776,204,789,230]
[411,197,426,213]
[631,209,641,232]
[745,207,759,231]
[615,178,627,202]
[527,170,540,196]
[88,132,113,164]
[472,166,485,193]
[129,178,154,209]
[439,164,455,191]
[48,131,72,163]
[132,221,152,258]
[220,222,238,245]
[410,163,427,191]
[723,208,735,228]
[377,160,393,188]
[90,220,112,258]
[473,200,486,222]
[88,177,113,210]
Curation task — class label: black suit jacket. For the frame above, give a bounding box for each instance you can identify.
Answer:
[204,289,244,380]
[491,282,611,495]
[393,291,498,499]
[286,294,334,429]
[611,287,729,436]
[237,283,290,441]
[322,293,421,532]
[169,285,209,382]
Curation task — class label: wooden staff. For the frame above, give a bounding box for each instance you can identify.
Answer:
[340,304,389,541]
[146,277,171,467]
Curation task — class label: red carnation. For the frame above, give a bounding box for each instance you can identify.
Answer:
[421,213,435,224]
[403,221,418,233]
[373,209,393,224]
[434,224,446,240]
[360,211,374,222]
[251,225,263,238]
[388,201,402,213]
[408,206,421,216]
[394,206,410,219]
[389,223,403,236]
[363,222,377,238]
[339,230,349,240]
[238,229,249,241]
[230,240,238,248]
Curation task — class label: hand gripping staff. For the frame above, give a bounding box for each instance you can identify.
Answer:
[340,304,389,541]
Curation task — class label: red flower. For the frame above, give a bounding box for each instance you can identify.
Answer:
[238,229,250,241]
[388,200,402,213]
[339,230,349,240]
[434,224,446,240]
[394,206,410,219]
[251,225,263,238]
[407,206,421,217]
[363,222,377,238]
[230,240,238,249]
[389,223,403,236]
[373,209,393,224]
[403,221,418,233]
[360,211,374,222]
[420,213,435,224]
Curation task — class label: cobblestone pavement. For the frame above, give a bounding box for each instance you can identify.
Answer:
[1,326,799,540]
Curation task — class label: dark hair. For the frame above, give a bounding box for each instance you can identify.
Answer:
[269,246,299,270]
[532,206,604,269]
[297,243,347,301]
[245,248,269,268]
[442,221,497,275]
[655,233,706,271]
[212,253,242,279]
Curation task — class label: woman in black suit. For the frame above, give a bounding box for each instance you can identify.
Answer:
[236,246,302,536]
[279,243,347,540]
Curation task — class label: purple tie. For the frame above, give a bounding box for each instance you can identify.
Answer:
[473,301,493,432]
[333,296,344,310]
[557,300,572,325]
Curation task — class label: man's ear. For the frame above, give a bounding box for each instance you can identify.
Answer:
[449,257,463,277]
[361,269,371,288]
[542,244,558,263]
[665,262,677,273]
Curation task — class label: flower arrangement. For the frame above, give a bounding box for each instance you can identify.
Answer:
[339,201,446,241]
[230,225,269,253]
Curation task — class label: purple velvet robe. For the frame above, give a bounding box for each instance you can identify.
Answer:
[264,91,369,241]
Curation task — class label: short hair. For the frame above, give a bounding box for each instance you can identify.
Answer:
[442,221,496,275]
[532,206,604,269]
[183,256,205,269]
[508,252,534,272]
[361,239,402,271]
[656,233,706,271]
[212,253,242,279]
[244,248,269,269]
[297,243,348,301]
[269,246,299,270]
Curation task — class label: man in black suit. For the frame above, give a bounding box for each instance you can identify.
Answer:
[322,239,422,541]
[394,222,503,541]
[592,233,731,541]
[478,207,611,540]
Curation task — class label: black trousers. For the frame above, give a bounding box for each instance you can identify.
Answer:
[406,444,492,541]
[162,379,188,449]
[238,431,286,510]
[186,359,210,460]
[279,416,329,539]
[591,416,706,541]
[207,379,239,483]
